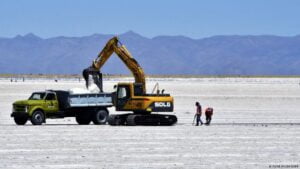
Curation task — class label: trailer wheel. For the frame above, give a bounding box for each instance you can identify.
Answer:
[14,116,28,125]
[92,109,108,125]
[30,110,45,125]
[76,112,91,125]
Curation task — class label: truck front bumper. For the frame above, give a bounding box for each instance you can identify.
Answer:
[11,112,29,118]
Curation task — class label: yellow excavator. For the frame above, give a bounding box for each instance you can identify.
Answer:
[82,36,177,125]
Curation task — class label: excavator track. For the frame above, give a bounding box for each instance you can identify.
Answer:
[108,114,177,126]
[107,114,129,125]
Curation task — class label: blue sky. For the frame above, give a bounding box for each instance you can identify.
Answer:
[0,0,299,38]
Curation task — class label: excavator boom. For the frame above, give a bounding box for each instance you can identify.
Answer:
[83,37,146,93]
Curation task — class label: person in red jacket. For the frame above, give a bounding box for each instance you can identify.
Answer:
[205,107,213,125]
[195,102,203,126]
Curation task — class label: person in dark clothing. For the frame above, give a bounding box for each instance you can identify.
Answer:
[205,107,213,125]
[195,102,203,126]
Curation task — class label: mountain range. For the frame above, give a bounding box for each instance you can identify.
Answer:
[1,31,300,75]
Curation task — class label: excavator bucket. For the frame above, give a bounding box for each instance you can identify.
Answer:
[82,67,103,92]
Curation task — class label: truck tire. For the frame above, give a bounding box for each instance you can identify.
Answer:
[76,112,91,125]
[92,109,108,125]
[14,116,28,125]
[31,110,45,125]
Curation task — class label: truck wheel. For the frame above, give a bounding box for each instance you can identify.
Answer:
[92,109,108,125]
[14,116,28,125]
[76,112,91,125]
[30,110,45,125]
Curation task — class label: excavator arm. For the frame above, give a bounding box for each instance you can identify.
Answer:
[83,37,146,93]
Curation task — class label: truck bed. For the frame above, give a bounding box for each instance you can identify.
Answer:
[68,93,113,107]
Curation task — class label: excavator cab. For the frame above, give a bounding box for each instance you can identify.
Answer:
[115,84,131,111]
[114,83,145,111]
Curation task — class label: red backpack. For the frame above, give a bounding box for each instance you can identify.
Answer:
[205,107,213,116]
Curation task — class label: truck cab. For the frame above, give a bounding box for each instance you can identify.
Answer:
[30,91,59,113]
[11,91,60,125]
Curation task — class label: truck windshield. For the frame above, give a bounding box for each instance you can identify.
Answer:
[29,93,46,100]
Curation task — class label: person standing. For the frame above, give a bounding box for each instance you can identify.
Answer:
[205,107,214,125]
[195,102,203,126]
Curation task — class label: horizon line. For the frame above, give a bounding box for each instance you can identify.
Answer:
[1,31,300,40]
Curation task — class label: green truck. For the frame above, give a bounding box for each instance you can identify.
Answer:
[11,90,113,125]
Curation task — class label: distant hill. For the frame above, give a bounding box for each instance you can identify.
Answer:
[1,31,300,75]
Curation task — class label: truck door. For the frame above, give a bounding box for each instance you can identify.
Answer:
[116,85,131,111]
[44,93,59,113]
